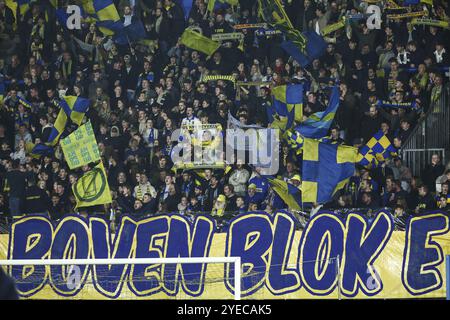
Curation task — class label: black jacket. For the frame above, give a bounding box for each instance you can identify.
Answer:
[24,186,51,214]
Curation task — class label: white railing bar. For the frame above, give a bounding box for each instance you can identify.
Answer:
[0,257,240,266]
[0,257,243,300]
[234,257,241,300]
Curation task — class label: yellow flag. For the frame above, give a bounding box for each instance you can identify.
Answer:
[60,122,101,169]
[180,29,220,56]
[73,162,112,208]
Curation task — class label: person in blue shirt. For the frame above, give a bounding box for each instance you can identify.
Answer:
[247,175,269,205]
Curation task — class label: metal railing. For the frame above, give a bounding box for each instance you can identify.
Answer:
[400,83,450,176]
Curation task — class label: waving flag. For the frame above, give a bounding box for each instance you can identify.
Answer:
[180,28,220,56]
[258,0,326,66]
[47,96,90,145]
[357,130,398,168]
[267,177,302,210]
[93,0,120,21]
[268,84,303,131]
[73,162,112,208]
[113,20,147,45]
[27,95,90,159]
[285,130,304,155]
[90,0,123,36]
[17,0,30,15]
[301,138,357,204]
[281,31,327,67]
[297,86,339,139]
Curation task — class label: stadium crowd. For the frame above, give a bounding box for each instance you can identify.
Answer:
[0,0,449,228]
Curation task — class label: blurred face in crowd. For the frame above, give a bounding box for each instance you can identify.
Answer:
[362,193,371,205]
[56,184,64,195]
[118,172,126,183]
[390,61,398,71]
[143,194,152,203]
[431,154,440,165]
[159,157,167,168]
[52,195,59,206]
[442,183,449,195]
[134,200,143,210]
[139,174,148,184]
[236,197,244,208]
[186,107,193,117]
[400,121,410,131]
[439,197,448,208]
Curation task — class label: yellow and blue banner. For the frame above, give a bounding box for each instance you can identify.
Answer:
[47,96,90,145]
[285,129,304,155]
[25,142,54,158]
[207,0,238,12]
[267,177,302,210]
[357,130,398,168]
[257,0,326,66]
[297,86,339,139]
[16,0,30,15]
[301,138,358,204]
[2,211,450,299]
[93,0,120,21]
[269,84,303,131]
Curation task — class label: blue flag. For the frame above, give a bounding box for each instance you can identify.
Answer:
[297,85,339,139]
[281,31,327,67]
[114,20,147,45]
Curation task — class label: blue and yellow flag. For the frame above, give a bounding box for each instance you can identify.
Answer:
[207,0,237,13]
[297,85,339,139]
[258,0,307,52]
[47,96,90,145]
[258,0,327,66]
[267,177,302,210]
[301,138,357,204]
[0,78,5,105]
[93,0,120,21]
[281,31,327,67]
[285,129,304,155]
[25,142,54,159]
[357,130,398,168]
[90,0,123,36]
[269,84,303,131]
[17,0,30,15]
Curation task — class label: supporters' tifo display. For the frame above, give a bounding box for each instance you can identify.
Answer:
[0,0,449,300]
[1,211,450,299]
